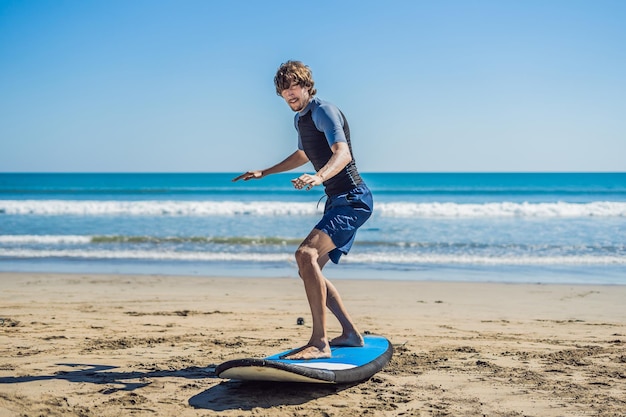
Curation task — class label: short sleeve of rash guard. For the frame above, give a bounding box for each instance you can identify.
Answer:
[312,102,347,147]
[295,100,347,150]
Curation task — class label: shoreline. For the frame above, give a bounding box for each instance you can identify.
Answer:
[2,268,626,284]
[2,262,625,285]
[1,272,625,416]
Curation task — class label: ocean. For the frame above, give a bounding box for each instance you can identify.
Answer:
[1,173,625,284]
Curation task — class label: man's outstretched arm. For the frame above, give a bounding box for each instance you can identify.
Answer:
[232,150,309,182]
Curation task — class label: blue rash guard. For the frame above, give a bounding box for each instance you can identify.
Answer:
[294,97,373,263]
[295,97,364,196]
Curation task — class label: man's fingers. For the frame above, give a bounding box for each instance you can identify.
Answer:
[292,174,320,190]
[233,171,262,182]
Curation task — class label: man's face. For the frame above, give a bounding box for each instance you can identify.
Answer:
[280,82,311,112]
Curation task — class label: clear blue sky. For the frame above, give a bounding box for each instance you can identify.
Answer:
[1,0,625,172]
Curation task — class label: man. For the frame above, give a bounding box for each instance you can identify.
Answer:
[233,61,373,360]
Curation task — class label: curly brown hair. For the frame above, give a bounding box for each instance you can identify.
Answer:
[274,60,317,97]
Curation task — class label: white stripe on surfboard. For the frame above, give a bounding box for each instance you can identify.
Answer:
[282,362,356,370]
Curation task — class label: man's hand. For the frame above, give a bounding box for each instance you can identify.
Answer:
[291,173,323,191]
[232,171,263,182]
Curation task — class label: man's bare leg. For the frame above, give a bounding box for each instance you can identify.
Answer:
[283,230,362,360]
[325,278,364,347]
[283,229,334,360]
[316,253,364,347]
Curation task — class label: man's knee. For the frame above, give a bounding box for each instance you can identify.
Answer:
[295,245,318,270]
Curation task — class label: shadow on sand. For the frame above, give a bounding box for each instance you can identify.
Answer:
[188,380,357,412]
[0,363,216,393]
[0,363,355,411]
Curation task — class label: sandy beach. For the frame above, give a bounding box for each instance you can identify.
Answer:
[0,272,624,416]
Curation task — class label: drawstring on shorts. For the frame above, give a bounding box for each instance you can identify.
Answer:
[316,194,327,210]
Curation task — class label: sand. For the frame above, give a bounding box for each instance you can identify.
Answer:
[0,272,625,417]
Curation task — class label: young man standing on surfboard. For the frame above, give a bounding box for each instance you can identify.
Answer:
[233,60,373,360]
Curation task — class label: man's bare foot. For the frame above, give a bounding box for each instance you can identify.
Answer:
[281,344,331,360]
[329,332,364,347]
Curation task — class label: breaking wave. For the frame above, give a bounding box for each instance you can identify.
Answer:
[1,248,624,266]
[1,200,625,218]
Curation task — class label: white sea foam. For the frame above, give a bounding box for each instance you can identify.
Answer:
[0,249,292,262]
[344,253,626,265]
[1,200,626,218]
[0,200,320,216]
[375,201,626,218]
[2,249,625,265]
[0,235,92,244]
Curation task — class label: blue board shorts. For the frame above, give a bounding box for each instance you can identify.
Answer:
[316,184,373,264]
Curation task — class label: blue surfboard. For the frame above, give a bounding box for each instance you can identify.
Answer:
[215,335,393,384]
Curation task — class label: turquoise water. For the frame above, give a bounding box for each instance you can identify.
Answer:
[1,173,625,284]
